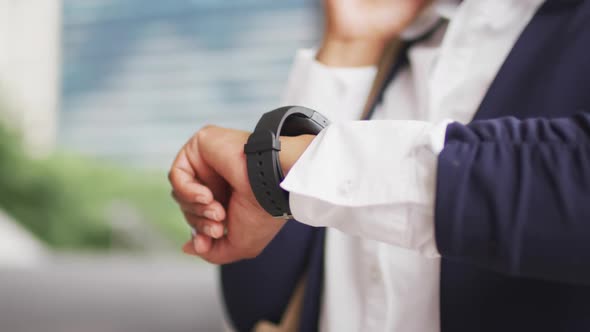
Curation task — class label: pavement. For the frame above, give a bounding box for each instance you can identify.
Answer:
[0,209,226,332]
[0,255,225,332]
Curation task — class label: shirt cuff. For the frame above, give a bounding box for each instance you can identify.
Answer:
[281,119,452,257]
[280,49,378,123]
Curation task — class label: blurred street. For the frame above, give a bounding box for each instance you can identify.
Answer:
[0,255,224,332]
[0,1,317,331]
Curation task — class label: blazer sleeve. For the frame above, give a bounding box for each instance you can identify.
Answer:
[435,112,590,285]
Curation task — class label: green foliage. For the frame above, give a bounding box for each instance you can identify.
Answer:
[0,125,186,250]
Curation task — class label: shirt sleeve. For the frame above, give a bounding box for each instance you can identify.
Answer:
[280,49,377,123]
[281,119,451,258]
[436,114,590,284]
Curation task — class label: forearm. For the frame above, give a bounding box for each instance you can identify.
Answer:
[279,135,316,176]
[278,113,590,285]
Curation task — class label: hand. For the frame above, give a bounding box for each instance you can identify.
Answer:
[324,0,430,43]
[169,125,314,264]
[318,0,431,66]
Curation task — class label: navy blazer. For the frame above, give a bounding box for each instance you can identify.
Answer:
[221,1,590,331]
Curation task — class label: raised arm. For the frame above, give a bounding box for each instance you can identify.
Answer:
[281,113,590,285]
[436,113,590,285]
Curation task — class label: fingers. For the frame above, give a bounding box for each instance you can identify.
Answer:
[172,190,226,238]
[183,212,225,238]
[185,133,230,204]
[182,222,215,257]
[182,233,240,264]
[194,237,234,265]
[182,241,197,255]
[181,221,238,264]
[182,222,260,264]
[171,191,226,221]
[168,148,215,204]
[175,127,252,263]
[182,229,215,257]
[182,225,214,256]
[190,233,213,254]
[196,237,258,265]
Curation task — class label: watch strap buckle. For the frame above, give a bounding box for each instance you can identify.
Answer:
[244,130,281,154]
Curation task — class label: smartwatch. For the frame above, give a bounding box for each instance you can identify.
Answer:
[244,106,330,219]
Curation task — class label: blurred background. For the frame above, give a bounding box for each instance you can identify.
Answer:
[0,1,320,331]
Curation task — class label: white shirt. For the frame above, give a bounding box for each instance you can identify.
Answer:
[279,0,544,331]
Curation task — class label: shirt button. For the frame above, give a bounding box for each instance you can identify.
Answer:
[338,179,353,195]
[370,265,381,283]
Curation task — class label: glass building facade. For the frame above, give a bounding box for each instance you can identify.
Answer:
[60,0,321,168]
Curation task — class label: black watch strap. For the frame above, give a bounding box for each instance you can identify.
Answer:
[244,106,330,219]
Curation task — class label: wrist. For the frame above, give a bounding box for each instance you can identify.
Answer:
[279,135,316,176]
[316,36,386,67]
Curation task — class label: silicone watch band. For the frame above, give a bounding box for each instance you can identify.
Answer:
[244,106,330,219]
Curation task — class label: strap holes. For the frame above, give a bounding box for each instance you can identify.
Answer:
[266,191,271,196]
[259,171,264,176]
[257,152,262,156]
[257,161,262,167]
[262,181,267,186]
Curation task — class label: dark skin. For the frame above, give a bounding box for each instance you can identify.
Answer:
[169,125,313,264]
